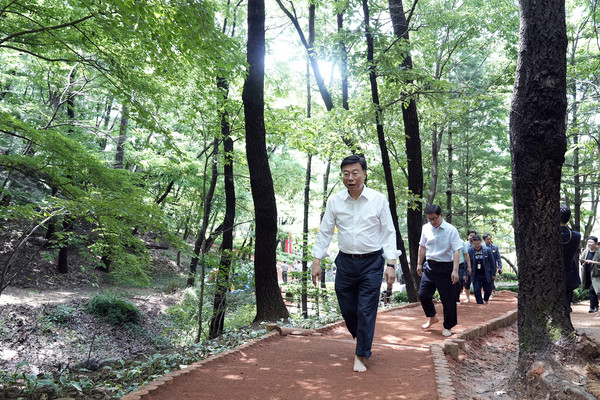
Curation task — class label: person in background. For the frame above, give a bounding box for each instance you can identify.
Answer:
[455,240,472,304]
[483,233,502,296]
[417,204,463,337]
[560,204,581,311]
[311,154,397,372]
[581,236,600,313]
[468,235,496,304]
[281,261,288,283]
[467,230,477,247]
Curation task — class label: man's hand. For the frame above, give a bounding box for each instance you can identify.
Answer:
[467,267,472,276]
[385,265,395,285]
[311,258,322,286]
[416,264,423,277]
[451,269,459,284]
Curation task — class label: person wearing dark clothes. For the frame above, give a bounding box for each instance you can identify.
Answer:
[560,205,581,311]
[468,235,496,304]
[581,236,600,312]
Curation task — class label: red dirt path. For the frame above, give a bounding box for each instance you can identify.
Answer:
[124,291,518,400]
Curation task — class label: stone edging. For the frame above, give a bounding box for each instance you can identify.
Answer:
[430,309,518,400]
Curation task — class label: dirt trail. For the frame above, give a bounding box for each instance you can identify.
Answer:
[124,291,519,400]
[0,286,103,306]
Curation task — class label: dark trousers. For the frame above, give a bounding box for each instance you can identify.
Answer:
[419,260,457,330]
[472,273,493,304]
[334,251,384,359]
[591,285,599,310]
[454,262,467,302]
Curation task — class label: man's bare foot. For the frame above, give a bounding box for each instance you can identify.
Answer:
[353,355,367,372]
[422,315,439,329]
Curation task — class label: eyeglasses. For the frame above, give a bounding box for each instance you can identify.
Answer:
[428,214,441,222]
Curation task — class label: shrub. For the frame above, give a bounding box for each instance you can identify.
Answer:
[393,291,409,304]
[574,288,590,302]
[86,293,141,325]
[497,271,518,282]
[42,304,75,324]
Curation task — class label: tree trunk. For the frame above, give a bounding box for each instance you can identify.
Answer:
[243,0,289,322]
[302,154,311,318]
[209,76,236,339]
[388,0,422,301]
[510,0,572,359]
[363,0,412,302]
[320,157,332,288]
[99,97,112,151]
[56,216,70,274]
[446,130,453,223]
[114,104,128,169]
[188,139,219,287]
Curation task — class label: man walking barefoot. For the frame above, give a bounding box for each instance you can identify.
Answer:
[312,155,397,372]
[417,205,463,337]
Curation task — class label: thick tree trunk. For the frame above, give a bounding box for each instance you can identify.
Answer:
[388,0,422,301]
[243,0,289,322]
[510,0,572,357]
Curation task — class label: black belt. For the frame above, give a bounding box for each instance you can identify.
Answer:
[340,250,382,259]
[427,259,451,264]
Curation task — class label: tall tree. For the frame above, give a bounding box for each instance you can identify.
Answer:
[210,5,241,338]
[388,0,422,300]
[362,0,408,299]
[510,0,581,387]
[243,0,289,322]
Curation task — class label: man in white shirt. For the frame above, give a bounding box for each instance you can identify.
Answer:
[417,205,463,337]
[311,155,397,373]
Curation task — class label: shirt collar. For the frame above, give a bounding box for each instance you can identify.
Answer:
[432,219,448,230]
[343,184,372,200]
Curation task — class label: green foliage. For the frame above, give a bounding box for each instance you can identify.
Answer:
[574,288,590,302]
[86,293,141,326]
[393,291,409,304]
[499,285,519,293]
[496,271,518,282]
[40,304,76,325]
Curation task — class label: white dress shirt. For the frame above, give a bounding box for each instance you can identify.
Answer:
[419,219,463,262]
[313,186,398,261]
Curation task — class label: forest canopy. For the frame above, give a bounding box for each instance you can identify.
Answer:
[1,0,599,291]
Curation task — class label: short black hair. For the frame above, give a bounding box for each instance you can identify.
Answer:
[590,236,598,243]
[559,204,571,224]
[482,233,492,240]
[425,204,442,215]
[467,230,477,236]
[340,154,367,171]
[471,235,482,242]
